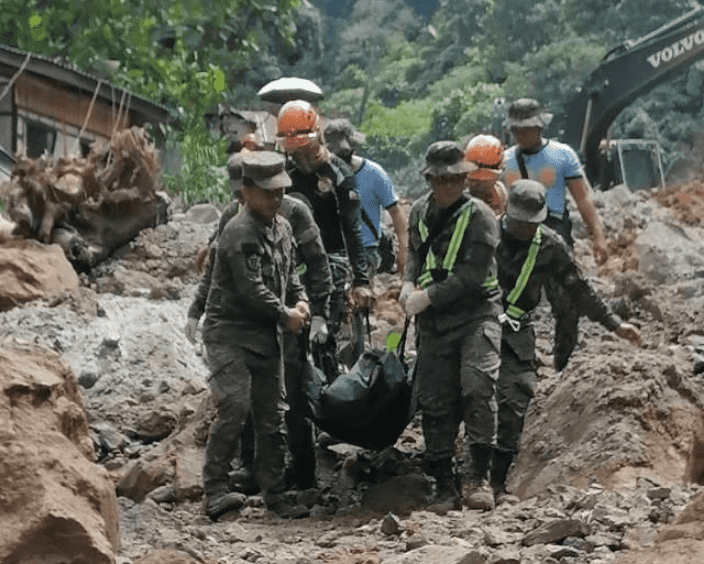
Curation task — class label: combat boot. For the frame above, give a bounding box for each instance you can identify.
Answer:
[205,490,247,522]
[426,458,461,515]
[264,492,310,519]
[490,449,515,505]
[463,443,495,511]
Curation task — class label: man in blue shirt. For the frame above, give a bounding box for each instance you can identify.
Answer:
[501,98,608,264]
[324,119,408,278]
[501,98,608,371]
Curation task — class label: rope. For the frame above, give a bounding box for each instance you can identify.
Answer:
[73,79,103,154]
[0,52,32,106]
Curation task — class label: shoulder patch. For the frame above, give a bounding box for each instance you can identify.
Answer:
[240,242,262,272]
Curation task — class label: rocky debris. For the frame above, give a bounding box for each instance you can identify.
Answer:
[0,338,119,564]
[4,182,704,563]
[0,238,79,311]
[0,126,170,272]
[132,549,203,564]
[113,478,703,563]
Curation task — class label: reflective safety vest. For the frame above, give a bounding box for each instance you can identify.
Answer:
[500,224,542,331]
[416,201,499,292]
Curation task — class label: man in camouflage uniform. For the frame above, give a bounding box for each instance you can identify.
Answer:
[277,100,372,373]
[399,141,503,513]
[491,179,641,502]
[186,152,332,495]
[201,151,311,521]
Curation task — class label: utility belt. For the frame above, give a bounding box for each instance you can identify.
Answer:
[544,208,573,248]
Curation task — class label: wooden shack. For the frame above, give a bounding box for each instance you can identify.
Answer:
[0,44,170,159]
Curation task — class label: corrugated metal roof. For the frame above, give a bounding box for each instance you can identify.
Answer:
[0,43,171,125]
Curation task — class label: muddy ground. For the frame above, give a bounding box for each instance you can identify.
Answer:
[3,181,704,564]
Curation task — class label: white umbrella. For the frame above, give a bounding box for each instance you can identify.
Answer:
[257,77,324,104]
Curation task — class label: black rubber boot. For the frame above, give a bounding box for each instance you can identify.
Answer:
[490,449,516,500]
[230,414,260,494]
[425,458,461,515]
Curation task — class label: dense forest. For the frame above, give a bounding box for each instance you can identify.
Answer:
[2,0,704,200]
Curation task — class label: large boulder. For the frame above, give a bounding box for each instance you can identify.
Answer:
[117,392,213,503]
[0,338,119,564]
[0,239,78,311]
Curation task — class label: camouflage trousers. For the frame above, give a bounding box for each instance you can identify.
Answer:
[415,317,501,461]
[238,332,316,479]
[497,325,538,454]
[203,342,287,497]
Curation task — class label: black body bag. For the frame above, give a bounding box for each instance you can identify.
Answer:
[303,318,414,450]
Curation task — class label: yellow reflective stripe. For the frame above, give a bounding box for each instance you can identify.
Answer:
[297,263,307,277]
[416,202,474,287]
[442,202,473,270]
[506,304,525,318]
[505,225,542,319]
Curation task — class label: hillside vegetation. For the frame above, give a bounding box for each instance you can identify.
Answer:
[3,0,704,200]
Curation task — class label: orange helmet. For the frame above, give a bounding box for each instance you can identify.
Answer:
[465,134,504,180]
[277,100,319,137]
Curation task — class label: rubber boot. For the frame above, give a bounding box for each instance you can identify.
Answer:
[230,414,259,495]
[463,443,495,511]
[490,449,515,504]
[426,458,461,515]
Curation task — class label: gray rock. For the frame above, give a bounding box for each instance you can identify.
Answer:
[381,512,402,535]
[184,203,220,224]
[523,519,587,546]
[647,486,671,500]
[78,370,100,389]
[92,421,125,453]
[404,533,427,551]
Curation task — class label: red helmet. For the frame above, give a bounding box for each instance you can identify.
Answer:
[465,134,504,180]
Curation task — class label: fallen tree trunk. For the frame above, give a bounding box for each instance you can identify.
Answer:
[0,126,171,272]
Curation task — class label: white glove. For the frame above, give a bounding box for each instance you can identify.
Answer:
[185,317,198,343]
[309,315,329,344]
[404,290,431,317]
[398,281,415,309]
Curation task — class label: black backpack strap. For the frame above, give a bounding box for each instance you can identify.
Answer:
[517,148,530,179]
[360,206,379,241]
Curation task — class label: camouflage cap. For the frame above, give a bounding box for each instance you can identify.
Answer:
[504,98,553,129]
[323,118,366,146]
[241,151,291,190]
[421,140,477,177]
[507,179,548,222]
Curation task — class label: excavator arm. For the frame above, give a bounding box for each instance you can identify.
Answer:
[563,6,704,184]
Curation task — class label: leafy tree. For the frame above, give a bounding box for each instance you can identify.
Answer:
[0,0,300,204]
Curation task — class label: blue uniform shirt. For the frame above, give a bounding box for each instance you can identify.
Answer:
[354,159,398,248]
[503,140,583,216]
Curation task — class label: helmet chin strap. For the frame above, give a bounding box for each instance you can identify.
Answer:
[295,144,330,175]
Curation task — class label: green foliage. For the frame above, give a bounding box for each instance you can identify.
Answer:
[319,87,366,120]
[430,82,504,140]
[0,0,299,204]
[362,100,433,138]
[502,37,606,136]
[161,126,230,205]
